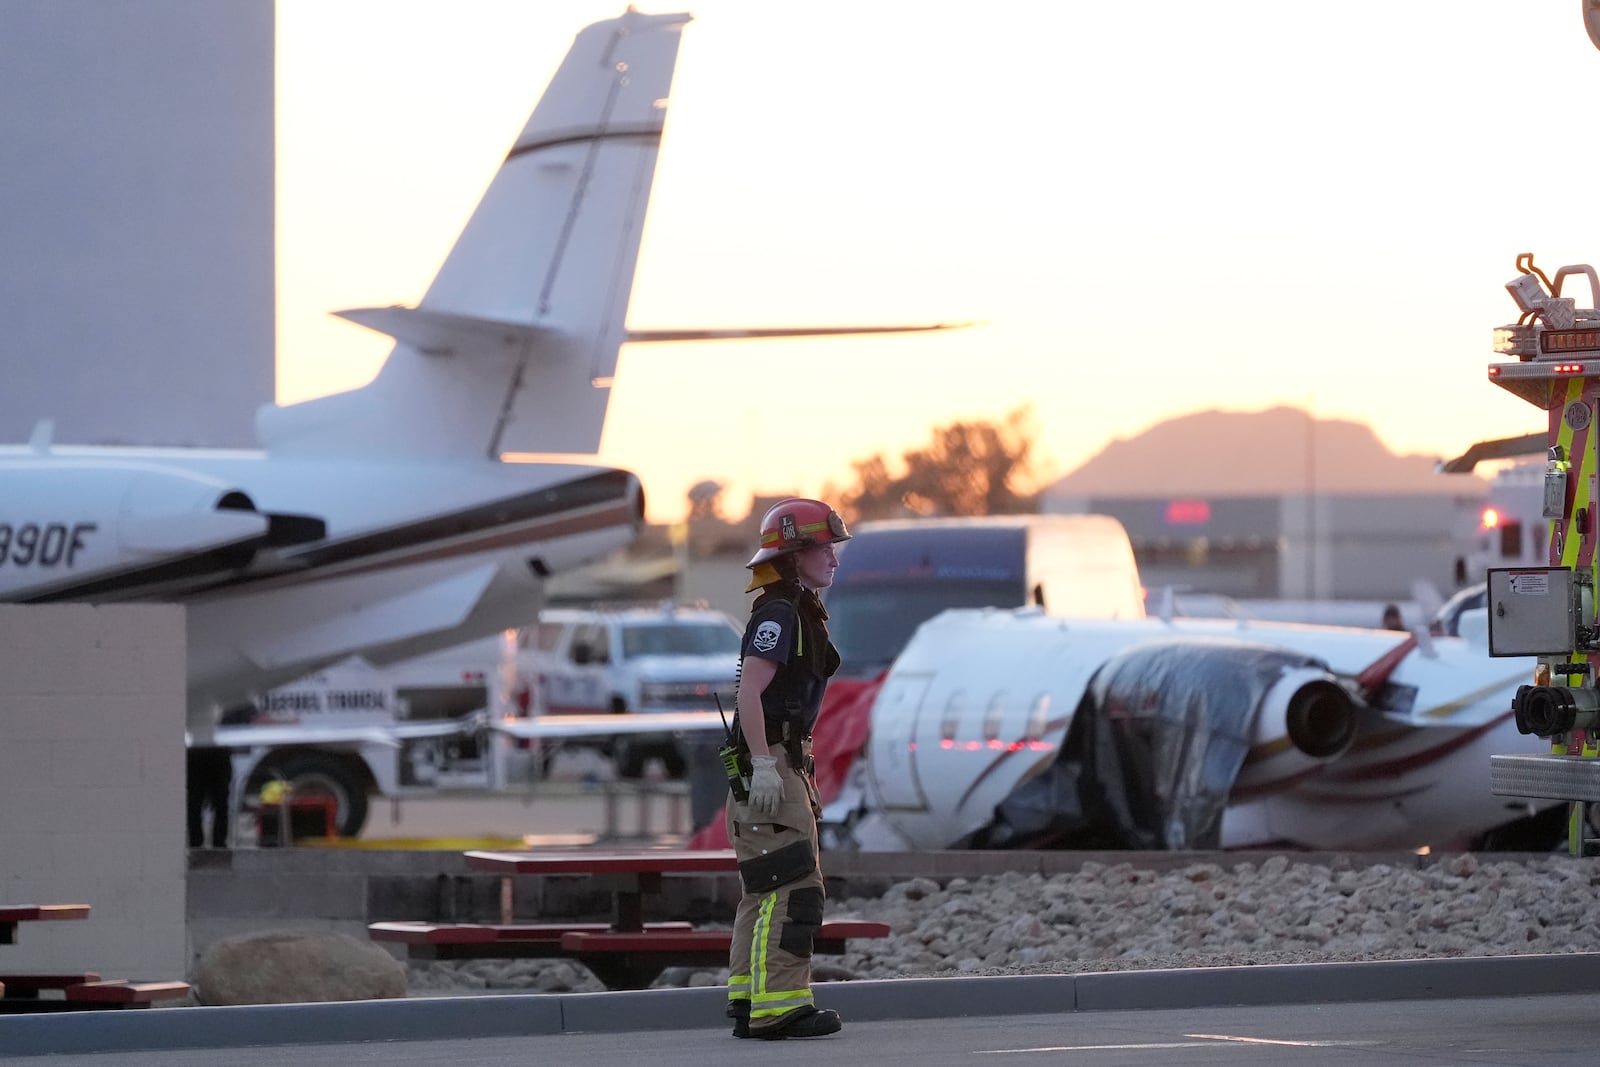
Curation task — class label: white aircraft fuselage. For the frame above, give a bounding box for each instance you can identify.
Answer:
[0,9,695,731]
[849,607,1541,853]
[3,9,955,744]
[1,443,640,721]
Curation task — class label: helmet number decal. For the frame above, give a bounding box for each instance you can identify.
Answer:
[752,621,782,653]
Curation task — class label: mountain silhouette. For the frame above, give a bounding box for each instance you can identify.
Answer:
[1050,406,1482,497]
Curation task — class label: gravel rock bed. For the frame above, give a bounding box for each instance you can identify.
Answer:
[406,853,1600,995]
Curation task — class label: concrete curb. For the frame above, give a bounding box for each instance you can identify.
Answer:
[5,953,1599,1056]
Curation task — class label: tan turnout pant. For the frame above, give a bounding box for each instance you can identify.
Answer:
[725,747,823,1033]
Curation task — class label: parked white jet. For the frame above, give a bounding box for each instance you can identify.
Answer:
[829,605,1564,853]
[2,9,954,737]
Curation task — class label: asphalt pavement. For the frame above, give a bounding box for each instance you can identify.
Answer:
[5,953,1600,1063]
[3,989,1596,1065]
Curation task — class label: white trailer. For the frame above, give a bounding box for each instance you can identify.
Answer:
[211,631,535,838]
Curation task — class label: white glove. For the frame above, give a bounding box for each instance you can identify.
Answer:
[746,755,785,817]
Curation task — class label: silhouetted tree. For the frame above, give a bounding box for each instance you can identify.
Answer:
[686,479,725,521]
[826,406,1049,522]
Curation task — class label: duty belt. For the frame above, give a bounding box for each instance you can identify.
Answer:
[764,724,812,745]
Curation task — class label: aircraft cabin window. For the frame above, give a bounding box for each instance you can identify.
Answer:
[940,690,965,744]
[1025,693,1051,741]
[983,693,1006,743]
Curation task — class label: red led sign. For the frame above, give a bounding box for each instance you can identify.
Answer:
[1541,330,1600,354]
[1165,499,1212,525]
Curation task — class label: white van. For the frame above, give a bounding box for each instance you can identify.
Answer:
[823,514,1146,678]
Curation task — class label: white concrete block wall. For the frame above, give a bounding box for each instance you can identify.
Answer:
[0,604,187,980]
[0,1,275,449]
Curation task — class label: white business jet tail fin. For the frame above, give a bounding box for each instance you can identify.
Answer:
[258,9,692,460]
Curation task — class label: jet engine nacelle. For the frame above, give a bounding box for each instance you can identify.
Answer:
[0,461,283,600]
[1232,664,1362,795]
[857,615,1373,851]
[1261,666,1361,759]
[1081,636,1365,811]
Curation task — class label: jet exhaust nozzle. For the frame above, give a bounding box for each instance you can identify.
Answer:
[1266,668,1360,760]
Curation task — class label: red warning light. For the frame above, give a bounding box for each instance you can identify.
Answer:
[1481,507,1500,529]
[1164,499,1212,525]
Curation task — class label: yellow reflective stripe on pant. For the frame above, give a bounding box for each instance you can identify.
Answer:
[724,753,824,1026]
[748,892,813,1019]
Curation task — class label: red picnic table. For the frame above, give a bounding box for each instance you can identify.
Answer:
[369,849,890,990]
[0,904,189,1010]
[463,849,737,932]
[0,904,90,946]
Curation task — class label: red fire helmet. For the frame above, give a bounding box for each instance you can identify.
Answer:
[746,498,851,567]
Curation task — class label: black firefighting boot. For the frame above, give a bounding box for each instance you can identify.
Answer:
[756,1006,842,1040]
[729,1002,750,1038]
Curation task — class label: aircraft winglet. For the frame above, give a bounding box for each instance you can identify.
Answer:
[27,419,53,454]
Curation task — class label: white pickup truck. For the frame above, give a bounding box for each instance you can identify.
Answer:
[522,603,741,778]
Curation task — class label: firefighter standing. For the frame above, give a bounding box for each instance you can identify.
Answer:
[725,498,849,1040]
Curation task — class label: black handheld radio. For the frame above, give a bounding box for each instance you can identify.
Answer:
[715,694,748,802]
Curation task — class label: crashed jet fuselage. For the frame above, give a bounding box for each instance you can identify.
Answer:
[841,607,1541,852]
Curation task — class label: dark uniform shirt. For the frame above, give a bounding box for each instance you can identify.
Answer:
[741,584,839,740]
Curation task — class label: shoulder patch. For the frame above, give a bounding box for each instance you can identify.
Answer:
[752,620,782,653]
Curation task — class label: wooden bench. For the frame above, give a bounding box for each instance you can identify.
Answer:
[0,974,190,1013]
[557,920,892,990]
[60,980,191,1007]
[369,920,696,961]
[0,973,103,995]
[370,918,891,988]
[0,905,92,922]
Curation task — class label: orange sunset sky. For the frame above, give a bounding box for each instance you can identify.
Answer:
[276,1,1600,522]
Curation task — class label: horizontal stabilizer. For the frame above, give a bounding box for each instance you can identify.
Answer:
[626,322,974,344]
[335,306,564,358]
[1437,432,1546,474]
